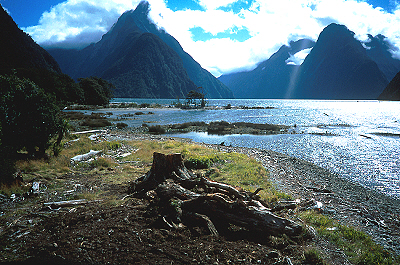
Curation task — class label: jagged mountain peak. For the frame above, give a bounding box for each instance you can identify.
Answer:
[108,1,152,35]
[219,23,394,99]
[47,1,233,98]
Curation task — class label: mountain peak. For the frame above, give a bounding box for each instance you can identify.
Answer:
[47,1,233,99]
[135,1,151,14]
[0,5,61,73]
[219,23,392,100]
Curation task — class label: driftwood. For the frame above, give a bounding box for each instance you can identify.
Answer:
[128,152,305,238]
[71,150,102,163]
[43,199,102,209]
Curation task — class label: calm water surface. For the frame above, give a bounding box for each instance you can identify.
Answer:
[103,99,400,198]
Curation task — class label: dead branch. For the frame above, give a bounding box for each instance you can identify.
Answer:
[129,152,305,239]
[43,199,102,209]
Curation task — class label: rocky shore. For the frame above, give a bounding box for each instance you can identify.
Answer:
[104,131,400,257]
[2,129,399,264]
[207,144,400,256]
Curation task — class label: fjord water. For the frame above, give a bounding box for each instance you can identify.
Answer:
[111,99,400,198]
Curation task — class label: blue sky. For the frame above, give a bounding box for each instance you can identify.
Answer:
[2,0,400,76]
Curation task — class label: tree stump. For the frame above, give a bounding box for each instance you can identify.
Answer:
[128,152,306,239]
[128,152,197,194]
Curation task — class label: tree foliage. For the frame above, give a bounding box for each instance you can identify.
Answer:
[12,68,84,104]
[78,76,115,106]
[0,74,65,183]
[184,89,206,108]
[2,70,115,106]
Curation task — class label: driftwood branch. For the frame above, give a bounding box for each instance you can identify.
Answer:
[129,152,305,239]
[43,199,103,210]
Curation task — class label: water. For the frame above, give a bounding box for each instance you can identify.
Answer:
[105,99,400,197]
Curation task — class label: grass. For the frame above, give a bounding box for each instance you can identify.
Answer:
[1,133,398,264]
[0,182,31,197]
[303,248,326,265]
[299,211,397,265]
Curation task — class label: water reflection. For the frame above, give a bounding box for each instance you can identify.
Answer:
[101,99,400,197]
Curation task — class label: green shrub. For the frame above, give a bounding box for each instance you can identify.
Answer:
[116,122,128,129]
[139,103,150,108]
[185,157,212,169]
[106,141,122,151]
[185,155,220,169]
[303,248,326,265]
[148,125,166,134]
[77,77,114,106]
[0,74,65,177]
[80,118,112,128]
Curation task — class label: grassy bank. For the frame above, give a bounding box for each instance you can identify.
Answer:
[1,131,398,264]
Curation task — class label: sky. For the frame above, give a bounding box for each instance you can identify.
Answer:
[2,0,400,76]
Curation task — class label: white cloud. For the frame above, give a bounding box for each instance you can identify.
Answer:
[24,0,142,48]
[22,0,400,76]
[286,48,313,66]
[197,0,238,10]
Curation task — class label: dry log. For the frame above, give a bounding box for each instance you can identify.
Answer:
[201,178,246,199]
[155,177,303,237]
[71,150,102,163]
[129,152,305,238]
[43,199,102,209]
[44,199,88,209]
[72,129,107,135]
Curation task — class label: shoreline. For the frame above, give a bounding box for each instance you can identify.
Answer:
[105,131,400,256]
[207,143,400,255]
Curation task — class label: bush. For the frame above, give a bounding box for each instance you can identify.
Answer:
[303,248,326,265]
[80,118,112,128]
[78,77,114,106]
[185,154,220,169]
[116,122,128,129]
[139,103,150,108]
[9,68,84,105]
[0,74,65,183]
[185,157,212,169]
[148,125,166,134]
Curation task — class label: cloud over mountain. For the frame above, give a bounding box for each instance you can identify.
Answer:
[23,0,400,76]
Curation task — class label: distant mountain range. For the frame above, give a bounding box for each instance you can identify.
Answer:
[219,23,400,100]
[0,6,61,74]
[2,0,400,101]
[218,39,315,99]
[48,1,233,99]
[379,71,400,100]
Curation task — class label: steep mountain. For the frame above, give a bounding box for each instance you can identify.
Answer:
[218,39,315,98]
[378,71,400,100]
[0,5,61,74]
[48,1,233,99]
[292,23,388,99]
[365,34,400,81]
[219,24,391,100]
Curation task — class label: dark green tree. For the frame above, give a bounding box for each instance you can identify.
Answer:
[78,77,114,106]
[0,74,65,183]
[15,68,85,104]
[185,89,206,108]
[0,120,16,184]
